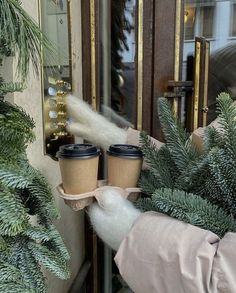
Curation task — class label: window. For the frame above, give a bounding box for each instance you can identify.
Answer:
[230,3,236,37]
[184,3,215,40]
[201,6,214,38]
[185,7,196,40]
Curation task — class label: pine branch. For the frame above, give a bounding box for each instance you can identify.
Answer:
[0,100,35,146]
[157,97,198,172]
[24,226,51,243]
[207,148,236,215]
[0,282,35,293]
[204,126,224,152]
[0,0,56,80]
[18,245,47,293]
[28,242,70,280]
[140,132,177,189]
[0,162,35,189]
[137,188,236,238]
[0,82,25,96]
[216,93,236,160]
[139,170,161,195]
[27,177,59,223]
[0,2,69,290]
[45,225,70,261]
[24,225,70,261]
[0,187,29,236]
[0,261,22,283]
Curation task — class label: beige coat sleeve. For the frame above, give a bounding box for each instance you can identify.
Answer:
[114,212,236,293]
[127,128,163,150]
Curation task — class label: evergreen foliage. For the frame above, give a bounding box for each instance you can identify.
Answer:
[0,101,70,292]
[136,188,236,238]
[0,0,54,81]
[0,1,70,292]
[138,93,236,237]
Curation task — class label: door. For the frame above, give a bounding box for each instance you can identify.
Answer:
[80,1,155,292]
[183,0,236,127]
[80,0,236,292]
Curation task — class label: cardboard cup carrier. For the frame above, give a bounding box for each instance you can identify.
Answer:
[57,144,100,195]
[107,144,143,189]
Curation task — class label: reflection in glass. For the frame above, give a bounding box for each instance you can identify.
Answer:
[40,0,73,159]
[183,0,236,123]
[101,0,136,128]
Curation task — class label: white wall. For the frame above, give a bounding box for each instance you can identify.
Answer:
[12,1,85,292]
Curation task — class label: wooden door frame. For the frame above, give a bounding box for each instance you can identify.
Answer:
[152,0,185,140]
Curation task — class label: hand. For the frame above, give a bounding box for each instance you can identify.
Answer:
[66,95,128,150]
[88,188,141,251]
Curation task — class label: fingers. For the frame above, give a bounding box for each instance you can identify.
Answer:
[66,95,96,125]
[66,122,90,139]
[96,189,132,211]
[89,202,125,251]
[88,189,141,251]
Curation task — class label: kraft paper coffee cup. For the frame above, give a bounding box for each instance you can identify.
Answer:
[107,144,143,189]
[57,144,100,195]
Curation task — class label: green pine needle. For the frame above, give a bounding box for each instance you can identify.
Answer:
[0,0,56,81]
[137,188,236,238]
[139,94,236,237]
[28,242,70,280]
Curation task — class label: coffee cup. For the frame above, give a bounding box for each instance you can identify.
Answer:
[57,144,100,195]
[107,144,143,189]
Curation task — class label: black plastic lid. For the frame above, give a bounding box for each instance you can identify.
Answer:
[107,144,143,158]
[57,144,101,159]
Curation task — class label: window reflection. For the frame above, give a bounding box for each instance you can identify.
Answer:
[230,3,236,36]
[184,0,236,123]
[184,2,215,40]
[100,0,136,128]
[185,7,196,40]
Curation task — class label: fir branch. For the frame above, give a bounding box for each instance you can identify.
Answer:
[0,158,36,189]
[24,225,70,261]
[27,177,59,223]
[0,187,29,236]
[24,226,51,243]
[203,126,224,152]
[0,282,35,293]
[139,169,161,195]
[46,225,70,261]
[0,2,69,290]
[0,261,22,283]
[140,132,177,189]
[0,82,25,96]
[0,0,56,80]
[28,242,70,280]
[18,245,47,293]
[137,188,236,238]
[216,93,236,160]
[138,94,236,238]
[207,148,236,215]
[0,100,35,155]
[157,97,198,172]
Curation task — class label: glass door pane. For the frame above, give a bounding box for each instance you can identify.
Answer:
[100,0,137,128]
[183,0,236,123]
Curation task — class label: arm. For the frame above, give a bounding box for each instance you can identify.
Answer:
[66,95,163,151]
[66,95,127,150]
[89,191,236,292]
[115,212,236,293]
